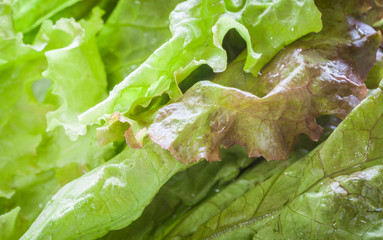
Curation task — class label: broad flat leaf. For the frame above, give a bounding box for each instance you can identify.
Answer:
[144,119,348,239]
[101,145,254,240]
[20,140,186,240]
[100,115,342,239]
[79,0,322,128]
[162,152,302,239]
[176,85,383,240]
[148,14,381,163]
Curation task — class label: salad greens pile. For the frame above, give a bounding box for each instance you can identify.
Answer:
[1,0,383,239]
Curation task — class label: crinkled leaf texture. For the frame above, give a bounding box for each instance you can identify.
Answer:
[7,1,383,240]
[44,8,108,140]
[0,4,115,239]
[148,16,381,163]
[161,83,383,240]
[79,0,322,129]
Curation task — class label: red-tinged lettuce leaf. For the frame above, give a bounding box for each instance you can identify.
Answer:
[96,112,131,146]
[148,14,381,163]
[96,110,149,149]
[79,0,322,129]
[96,97,166,148]
[161,86,383,240]
[96,64,215,149]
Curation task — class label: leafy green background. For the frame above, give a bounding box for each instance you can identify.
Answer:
[1,0,383,239]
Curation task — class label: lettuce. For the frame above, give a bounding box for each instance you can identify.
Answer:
[161,82,383,240]
[78,0,322,130]
[147,1,380,164]
[97,0,184,88]
[0,3,116,239]
[1,0,383,239]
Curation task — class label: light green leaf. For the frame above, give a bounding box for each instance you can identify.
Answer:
[148,13,380,163]
[0,6,115,239]
[0,207,20,240]
[43,8,108,140]
[0,2,51,199]
[97,0,184,89]
[79,0,322,128]
[366,48,383,89]
[101,145,254,240]
[21,140,186,240]
[163,152,302,240]
[170,83,383,240]
[9,0,81,33]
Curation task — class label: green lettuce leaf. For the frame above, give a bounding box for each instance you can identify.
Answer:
[0,4,109,195]
[49,0,118,23]
[148,12,381,163]
[101,145,253,240]
[4,0,383,239]
[79,0,322,128]
[97,0,184,89]
[20,140,185,240]
[148,119,333,240]
[0,5,116,239]
[171,83,383,240]
[0,207,20,240]
[9,0,81,33]
[161,152,302,239]
[43,8,108,140]
[366,47,383,89]
[96,65,215,148]
[0,1,51,199]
